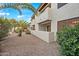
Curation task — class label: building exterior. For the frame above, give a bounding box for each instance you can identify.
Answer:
[30,3,79,43]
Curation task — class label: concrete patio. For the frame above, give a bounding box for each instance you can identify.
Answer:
[0,33,59,56]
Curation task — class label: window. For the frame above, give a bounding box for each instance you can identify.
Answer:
[47,25,51,32]
[57,3,67,9]
[31,25,35,30]
[48,3,51,8]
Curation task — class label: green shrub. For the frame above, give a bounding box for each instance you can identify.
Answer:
[57,24,79,56]
[0,18,10,41]
[0,24,9,40]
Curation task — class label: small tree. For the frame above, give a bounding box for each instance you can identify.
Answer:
[17,20,28,30]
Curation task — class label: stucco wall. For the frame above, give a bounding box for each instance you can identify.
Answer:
[30,3,79,42]
[56,3,79,21]
[31,30,54,43]
[51,3,79,41]
[38,8,48,23]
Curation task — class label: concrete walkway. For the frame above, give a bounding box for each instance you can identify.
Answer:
[0,33,59,56]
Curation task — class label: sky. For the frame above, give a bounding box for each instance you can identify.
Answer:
[0,3,41,22]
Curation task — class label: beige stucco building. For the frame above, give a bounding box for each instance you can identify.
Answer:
[30,3,79,43]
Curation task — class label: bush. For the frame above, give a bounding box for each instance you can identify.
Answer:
[0,18,10,41]
[15,27,21,33]
[0,24,9,41]
[57,24,79,56]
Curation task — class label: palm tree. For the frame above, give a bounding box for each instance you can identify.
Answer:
[0,3,36,37]
[17,20,28,29]
[0,3,36,15]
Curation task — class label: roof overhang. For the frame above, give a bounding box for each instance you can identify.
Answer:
[31,3,48,21]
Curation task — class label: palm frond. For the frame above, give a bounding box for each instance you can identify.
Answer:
[19,3,36,13]
[0,3,36,15]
